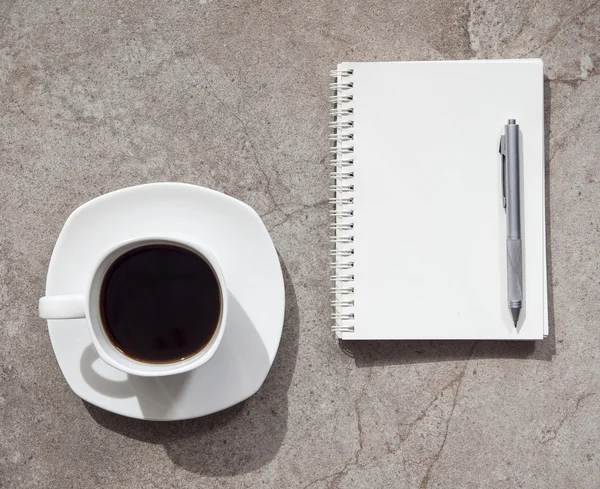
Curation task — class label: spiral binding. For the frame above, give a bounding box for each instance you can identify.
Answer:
[329,67,355,334]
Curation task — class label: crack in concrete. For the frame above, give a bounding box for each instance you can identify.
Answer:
[266,199,328,231]
[397,375,460,445]
[465,2,480,58]
[300,368,373,489]
[540,392,596,444]
[180,56,281,213]
[301,344,480,489]
[464,6,477,60]
[543,0,600,47]
[355,367,373,454]
[548,71,599,88]
[511,0,540,44]
[418,342,477,489]
[15,103,35,124]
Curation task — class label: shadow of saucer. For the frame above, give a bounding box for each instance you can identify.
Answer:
[85,257,299,475]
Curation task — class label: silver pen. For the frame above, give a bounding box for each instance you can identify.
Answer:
[499,119,523,328]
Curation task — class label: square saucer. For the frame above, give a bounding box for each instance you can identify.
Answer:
[43,183,284,420]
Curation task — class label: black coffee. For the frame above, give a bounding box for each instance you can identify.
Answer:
[100,244,222,363]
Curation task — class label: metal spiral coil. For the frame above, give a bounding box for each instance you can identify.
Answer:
[330,68,354,76]
[331,286,354,293]
[330,273,354,282]
[329,120,354,129]
[330,146,354,155]
[329,236,354,244]
[329,184,354,192]
[329,66,355,334]
[328,133,353,142]
[330,209,354,218]
[330,248,354,256]
[331,312,355,321]
[330,159,353,168]
[328,81,353,90]
[329,196,354,205]
[329,94,354,104]
[331,286,354,294]
[330,223,354,231]
[329,107,354,117]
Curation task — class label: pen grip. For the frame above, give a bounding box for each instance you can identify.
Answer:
[506,238,523,304]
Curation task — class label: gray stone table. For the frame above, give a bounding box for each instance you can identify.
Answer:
[2,0,600,487]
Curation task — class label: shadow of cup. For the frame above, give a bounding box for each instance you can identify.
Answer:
[80,292,272,419]
[85,258,299,475]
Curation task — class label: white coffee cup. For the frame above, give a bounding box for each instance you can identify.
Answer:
[39,236,228,377]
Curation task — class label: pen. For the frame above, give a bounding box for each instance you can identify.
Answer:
[499,119,523,328]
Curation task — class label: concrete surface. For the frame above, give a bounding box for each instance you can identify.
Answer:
[1,0,600,487]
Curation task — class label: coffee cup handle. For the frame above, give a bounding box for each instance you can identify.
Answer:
[39,295,86,320]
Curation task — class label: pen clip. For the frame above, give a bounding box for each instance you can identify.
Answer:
[499,134,507,210]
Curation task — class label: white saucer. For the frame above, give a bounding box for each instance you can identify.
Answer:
[44,183,284,421]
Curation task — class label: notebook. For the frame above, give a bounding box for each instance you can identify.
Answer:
[329,59,548,340]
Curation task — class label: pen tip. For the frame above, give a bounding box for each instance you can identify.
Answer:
[510,308,520,328]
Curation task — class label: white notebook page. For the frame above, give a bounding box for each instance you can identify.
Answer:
[340,59,546,340]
